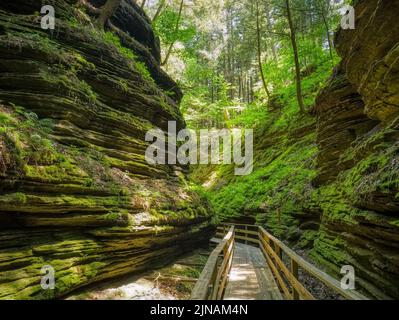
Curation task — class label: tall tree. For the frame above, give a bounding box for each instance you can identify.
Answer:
[316,0,334,66]
[285,0,305,113]
[264,0,278,61]
[161,0,185,66]
[255,0,271,99]
[152,0,166,23]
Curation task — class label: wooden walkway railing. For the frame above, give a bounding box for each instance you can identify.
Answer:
[191,226,235,300]
[191,223,368,300]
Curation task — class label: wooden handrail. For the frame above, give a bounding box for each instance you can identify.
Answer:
[218,223,368,300]
[190,226,235,300]
[220,222,258,228]
[258,226,368,300]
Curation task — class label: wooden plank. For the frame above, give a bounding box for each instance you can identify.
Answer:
[224,243,282,300]
[235,235,260,244]
[250,245,283,300]
[234,229,259,236]
[217,242,234,300]
[221,222,258,228]
[254,267,275,300]
[204,223,367,301]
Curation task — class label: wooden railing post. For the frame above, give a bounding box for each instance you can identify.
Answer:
[275,244,282,261]
[291,259,299,300]
[209,266,218,300]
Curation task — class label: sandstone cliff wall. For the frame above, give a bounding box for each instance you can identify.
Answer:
[311,0,399,298]
[0,0,212,299]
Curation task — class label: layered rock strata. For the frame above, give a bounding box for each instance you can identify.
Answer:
[311,0,399,299]
[0,0,212,299]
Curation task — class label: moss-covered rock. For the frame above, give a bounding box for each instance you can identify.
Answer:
[310,0,399,299]
[0,1,213,299]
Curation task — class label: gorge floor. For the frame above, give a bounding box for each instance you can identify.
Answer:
[66,248,211,300]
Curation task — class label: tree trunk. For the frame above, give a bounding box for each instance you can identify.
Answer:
[152,0,166,23]
[238,73,242,101]
[226,4,234,100]
[264,0,278,61]
[161,0,184,66]
[249,75,255,103]
[318,2,334,66]
[285,0,305,113]
[256,0,270,99]
[247,77,250,103]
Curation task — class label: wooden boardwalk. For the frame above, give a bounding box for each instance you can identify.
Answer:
[191,224,368,300]
[224,242,282,300]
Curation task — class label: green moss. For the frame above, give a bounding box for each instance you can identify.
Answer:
[310,229,351,273]
[340,145,399,201]
[297,230,319,249]
[103,31,154,84]
[14,192,27,204]
[104,211,129,224]
[0,112,15,125]
[39,67,97,105]
[0,12,214,301]
[208,127,318,236]
[0,193,130,213]
[4,31,95,73]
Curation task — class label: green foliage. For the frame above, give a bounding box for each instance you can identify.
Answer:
[0,112,14,125]
[153,9,196,46]
[187,56,334,235]
[209,131,318,236]
[182,72,230,129]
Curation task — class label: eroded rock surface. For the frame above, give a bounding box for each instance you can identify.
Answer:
[0,1,212,299]
[311,0,399,299]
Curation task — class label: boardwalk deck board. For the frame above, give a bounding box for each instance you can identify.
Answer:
[223,242,283,300]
